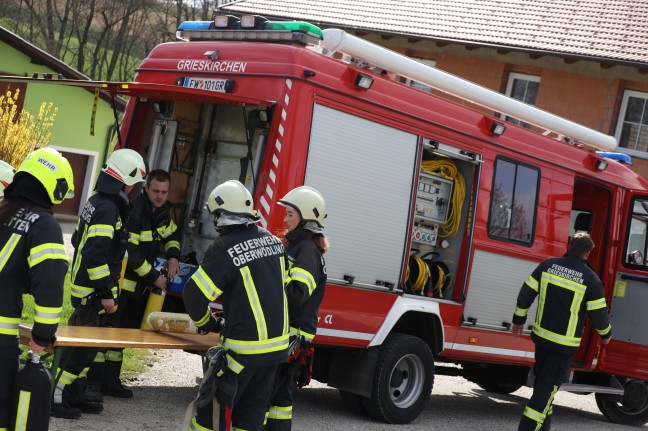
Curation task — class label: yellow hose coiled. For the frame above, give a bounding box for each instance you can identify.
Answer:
[410,256,430,294]
[421,159,465,238]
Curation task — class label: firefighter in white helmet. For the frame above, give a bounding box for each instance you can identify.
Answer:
[267,186,329,431]
[0,160,15,198]
[183,180,289,431]
[0,148,74,430]
[51,148,147,420]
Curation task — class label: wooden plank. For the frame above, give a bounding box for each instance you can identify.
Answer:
[19,324,220,351]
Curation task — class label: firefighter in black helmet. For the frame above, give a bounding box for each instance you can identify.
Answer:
[183,180,289,431]
[0,149,74,430]
[266,186,328,431]
[512,232,611,431]
[50,148,147,420]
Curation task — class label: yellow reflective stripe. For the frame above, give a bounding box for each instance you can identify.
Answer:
[290,326,315,341]
[122,278,137,292]
[189,416,211,431]
[514,306,529,318]
[267,405,292,420]
[87,224,114,238]
[28,243,68,267]
[523,405,545,423]
[158,221,177,237]
[88,264,110,280]
[165,240,180,251]
[128,232,140,245]
[537,272,586,340]
[78,367,90,379]
[134,260,153,276]
[71,284,93,298]
[597,324,612,336]
[290,267,316,295]
[0,233,21,272]
[93,351,106,363]
[532,325,581,347]
[525,275,539,292]
[33,304,62,325]
[232,428,248,431]
[14,390,31,431]
[587,297,607,311]
[111,285,118,298]
[57,370,78,385]
[281,257,289,335]
[139,230,153,242]
[0,316,20,336]
[240,266,268,340]
[190,267,222,301]
[106,350,123,362]
[223,333,289,355]
[226,353,244,374]
[194,309,211,327]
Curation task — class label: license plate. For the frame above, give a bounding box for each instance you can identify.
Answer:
[182,77,229,92]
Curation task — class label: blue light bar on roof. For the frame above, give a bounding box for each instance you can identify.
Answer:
[176,21,215,40]
[595,151,633,165]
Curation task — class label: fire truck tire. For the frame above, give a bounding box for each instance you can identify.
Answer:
[360,333,434,424]
[595,384,648,426]
[338,390,367,415]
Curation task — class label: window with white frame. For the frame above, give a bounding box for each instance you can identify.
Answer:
[401,58,437,92]
[616,90,648,154]
[504,73,540,128]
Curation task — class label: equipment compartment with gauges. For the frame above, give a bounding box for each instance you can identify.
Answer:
[415,172,454,224]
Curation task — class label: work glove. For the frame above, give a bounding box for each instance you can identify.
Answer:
[215,368,238,408]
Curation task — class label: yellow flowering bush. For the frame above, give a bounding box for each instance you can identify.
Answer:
[0,88,58,167]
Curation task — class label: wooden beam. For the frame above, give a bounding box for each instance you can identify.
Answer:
[600,63,614,70]
[436,41,450,47]
[497,48,511,55]
[638,68,648,75]
[563,58,579,64]
[529,53,544,60]
[355,31,369,37]
[466,45,479,51]
[407,38,422,44]
[381,34,394,40]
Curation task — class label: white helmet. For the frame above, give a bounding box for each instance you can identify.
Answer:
[102,148,147,186]
[0,160,15,198]
[279,186,326,228]
[206,180,259,219]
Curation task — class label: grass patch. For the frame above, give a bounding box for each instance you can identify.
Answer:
[21,272,157,373]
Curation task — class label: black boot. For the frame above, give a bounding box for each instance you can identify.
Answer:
[73,378,104,414]
[101,360,133,398]
[85,361,105,403]
[51,382,82,419]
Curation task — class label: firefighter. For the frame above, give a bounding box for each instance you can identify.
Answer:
[0,148,74,430]
[266,186,328,431]
[183,180,289,431]
[50,148,146,420]
[0,160,15,197]
[91,169,180,398]
[511,232,611,431]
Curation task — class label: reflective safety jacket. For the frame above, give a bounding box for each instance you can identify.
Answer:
[513,253,612,354]
[183,224,289,367]
[70,192,128,300]
[0,207,68,347]
[284,229,327,342]
[122,192,180,295]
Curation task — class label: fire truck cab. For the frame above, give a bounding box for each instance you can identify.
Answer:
[14,14,648,426]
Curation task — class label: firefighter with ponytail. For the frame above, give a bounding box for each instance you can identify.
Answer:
[50,148,146,419]
[0,149,74,430]
[183,180,289,431]
[266,186,329,431]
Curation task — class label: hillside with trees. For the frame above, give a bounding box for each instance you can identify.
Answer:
[0,0,227,81]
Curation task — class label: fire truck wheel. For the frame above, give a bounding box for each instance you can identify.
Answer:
[361,333,434,424]
[595,380,648,426]
[338,390,367,415]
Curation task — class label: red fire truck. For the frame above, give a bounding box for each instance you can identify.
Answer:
[6,14,648,426]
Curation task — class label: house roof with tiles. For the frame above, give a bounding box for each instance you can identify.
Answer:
[219,0,648,68]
